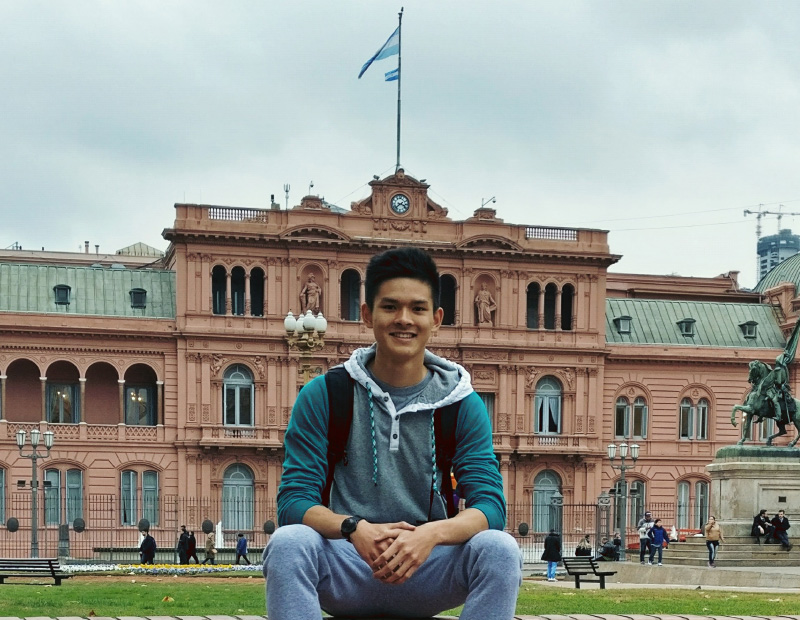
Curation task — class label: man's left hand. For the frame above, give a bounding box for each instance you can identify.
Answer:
[369,526,438,585]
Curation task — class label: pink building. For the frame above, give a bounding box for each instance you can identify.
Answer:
[0,170,795,557]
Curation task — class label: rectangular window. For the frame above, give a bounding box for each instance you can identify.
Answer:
[696,401,709,440]
[679,401,693,439]
[535,396,561,434]
[44,469,61,525]
[143,471,159,526]
[66,469,83,523]
[614,400,629,438]
[478,393,495,429]
[125,386,155,426]
[677,481,690,529]
[121,471,138,526]
[225,386,237,425]
[633,399,648,438]
[47,383,79,423]
[0,469,5,523]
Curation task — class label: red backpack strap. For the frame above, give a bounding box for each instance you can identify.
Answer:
[322,366,355,508]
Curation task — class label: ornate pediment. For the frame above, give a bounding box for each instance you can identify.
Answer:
[279,226,350,242]
[456,235,523,253]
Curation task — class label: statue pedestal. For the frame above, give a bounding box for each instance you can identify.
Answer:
[707,445,800,536]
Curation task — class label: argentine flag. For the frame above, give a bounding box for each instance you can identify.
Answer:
[384,68,399,82]
[358,26,400,79]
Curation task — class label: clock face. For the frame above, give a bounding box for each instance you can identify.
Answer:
[390,193,410,214]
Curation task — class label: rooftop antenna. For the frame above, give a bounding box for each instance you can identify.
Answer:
[308,180,314,195]
[284,183,290,209]
[481,197,496,208]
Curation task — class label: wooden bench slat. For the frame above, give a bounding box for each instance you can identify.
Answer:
[0,558,72,586]
[562,556,617,589]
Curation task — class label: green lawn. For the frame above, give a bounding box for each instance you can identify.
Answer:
[0,575,798,617]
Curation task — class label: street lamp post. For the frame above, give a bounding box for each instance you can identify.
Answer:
[607,441,639,561]
[284,310,327,384]
[16,428,55,558]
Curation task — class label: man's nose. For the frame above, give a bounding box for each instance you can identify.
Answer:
[395,307,412,324]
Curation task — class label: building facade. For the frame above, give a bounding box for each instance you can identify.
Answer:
[1,170,796,557]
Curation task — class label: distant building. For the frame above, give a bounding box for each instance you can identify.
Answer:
[757,228,800,282]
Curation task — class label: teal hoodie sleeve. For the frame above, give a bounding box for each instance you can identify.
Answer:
[453,391,507,530]
[276,375,330,526]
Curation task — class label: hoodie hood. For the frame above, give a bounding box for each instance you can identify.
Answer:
[343,344,473,412]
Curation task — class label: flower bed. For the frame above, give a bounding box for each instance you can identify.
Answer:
[64,563,263,575]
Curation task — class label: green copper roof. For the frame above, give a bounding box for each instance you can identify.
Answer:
[754,251,800,293]
[0,263,176,318]
[606,298,784,348]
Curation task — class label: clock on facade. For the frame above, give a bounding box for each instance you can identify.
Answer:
[390,193,410,214]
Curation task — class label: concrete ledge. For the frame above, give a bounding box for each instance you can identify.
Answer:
[612,561,800,589]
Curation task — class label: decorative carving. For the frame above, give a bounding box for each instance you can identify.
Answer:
[576,416,583,432]
[588,416,595,433]
[390,221,411,231]
[253,357,265,379]
[202,404,210,423]
[299,273,323,315]
[474,370,495,382]
[188,404,196,422]
[210,354,226,377]
[474,282,497,326]
[268,407,276,425]
[525,366,539,390]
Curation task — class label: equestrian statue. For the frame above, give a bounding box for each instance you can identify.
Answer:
[731,321,800,447]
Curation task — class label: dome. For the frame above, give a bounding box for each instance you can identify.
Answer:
[753,250,800,293]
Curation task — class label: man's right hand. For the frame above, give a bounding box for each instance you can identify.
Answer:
[350,520,416,566]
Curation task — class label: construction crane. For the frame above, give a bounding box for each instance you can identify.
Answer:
[744,204,800,238]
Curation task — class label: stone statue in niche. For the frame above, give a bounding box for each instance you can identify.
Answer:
[299,274,323,315]
[474,282,497,326]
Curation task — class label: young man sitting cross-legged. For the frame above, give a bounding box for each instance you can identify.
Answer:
[263,247,522,620]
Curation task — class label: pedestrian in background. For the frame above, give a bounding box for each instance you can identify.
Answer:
[177,525,189,564]
[703,515,725,567]
[202,531,217,565]
[647,518,668,566]
[574,535,592,557]
[771,510,793,551]
[187,530,200,563]
[637,511,654,564]
[236,532,251,565]
[541,529,561,582]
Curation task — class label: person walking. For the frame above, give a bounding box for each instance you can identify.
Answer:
[771,510,793,551]
[177,525,190,565]
[236,533,251,565]
[139,531,157,565]
[540,529,562,582]
[187,530,200,563]
[647,518,668,566]
[574,535,593,557]
[202,531,217,565]
[637,511,654,564]
[703,515,725,567]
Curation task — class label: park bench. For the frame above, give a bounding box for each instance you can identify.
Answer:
[562,556,617,589]
[0,558,73,585]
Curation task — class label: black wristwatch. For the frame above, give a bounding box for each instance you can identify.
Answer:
[340,516,363,542]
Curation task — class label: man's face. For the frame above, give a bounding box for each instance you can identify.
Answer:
[362,277,443,366]
[779,511,785,518]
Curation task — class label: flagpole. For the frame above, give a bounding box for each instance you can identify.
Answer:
[396,7,403,172]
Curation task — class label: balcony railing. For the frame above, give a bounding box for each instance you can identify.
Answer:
[0,421,162,443]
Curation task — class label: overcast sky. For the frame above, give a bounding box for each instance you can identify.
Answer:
[3,1,799,288]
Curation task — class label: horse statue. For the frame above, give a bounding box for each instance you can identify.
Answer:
[731,359,800,447]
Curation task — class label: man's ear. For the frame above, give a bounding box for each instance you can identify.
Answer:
[361,302,373,328]
[432,307,444,332]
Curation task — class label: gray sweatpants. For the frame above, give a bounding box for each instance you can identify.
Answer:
[263,524,522,620]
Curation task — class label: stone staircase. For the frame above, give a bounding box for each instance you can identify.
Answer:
[661,535,800,567]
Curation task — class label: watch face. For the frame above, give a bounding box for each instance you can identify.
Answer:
[391,193,410,214]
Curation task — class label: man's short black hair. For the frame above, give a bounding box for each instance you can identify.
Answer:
[365,247,440,311]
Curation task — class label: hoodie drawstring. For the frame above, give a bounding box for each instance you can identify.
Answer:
[368,384,378,486]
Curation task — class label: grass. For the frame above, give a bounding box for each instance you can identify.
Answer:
[0,575,799,617]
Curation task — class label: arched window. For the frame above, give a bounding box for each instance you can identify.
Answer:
[340,269,361,321]
[66,469,84,524]
[695,481,709,529]
[679,397,709,440]
[224,365,254,426]
[143,470,159,525]
[615,397,629,438]
[534,377,562,434]
[676,480,690,529]
[212,266,226,315]
[231,267,246,316]
[679,398,693,439]
[544,283,557,330]
[120,469,160,526]
[532,470,562,533]
[223,464,254,531]
[121,470,137,526]
[250,268,265,317]
[561,284,574,330]
[526,283,540,329]
[440,274,457,326]
[47,384,79,423]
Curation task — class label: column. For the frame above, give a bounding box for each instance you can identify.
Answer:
[245,273,251,316]
[0,375,6,420]
[225,272,232,315]
[79,377,87,423]
[118,379,126,424]
[517,273,527,329]
[40,377,47,421]
[537,286,545,329]
[555,287,563,331]
[515,367,526,434]
[156,381,164,425]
